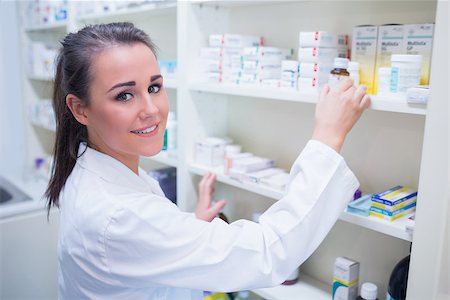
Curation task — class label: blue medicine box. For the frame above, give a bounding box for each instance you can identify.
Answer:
[347,194,372,217]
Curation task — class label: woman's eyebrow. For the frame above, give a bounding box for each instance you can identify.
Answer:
[151,74,163,82]
[108,81,135,92]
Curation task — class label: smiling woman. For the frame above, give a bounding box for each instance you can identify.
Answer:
[47,22,369,300]
[46,22,164,209]
[66,42,168,172]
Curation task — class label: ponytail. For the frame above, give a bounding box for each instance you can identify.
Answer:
[45,22,157,218]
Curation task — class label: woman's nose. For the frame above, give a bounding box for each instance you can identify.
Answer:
[139,94,159,118]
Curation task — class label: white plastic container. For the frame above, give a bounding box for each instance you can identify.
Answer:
[358,282,378,300]
[390,54,422,93]
[165,112,177,152]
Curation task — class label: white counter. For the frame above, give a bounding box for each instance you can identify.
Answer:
[0,173,49,220]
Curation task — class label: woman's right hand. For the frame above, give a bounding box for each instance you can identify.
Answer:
[312,78,370,153]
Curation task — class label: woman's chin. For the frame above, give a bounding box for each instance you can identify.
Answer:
[140,147,163,158]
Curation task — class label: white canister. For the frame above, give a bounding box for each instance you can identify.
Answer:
[390,54,422,93]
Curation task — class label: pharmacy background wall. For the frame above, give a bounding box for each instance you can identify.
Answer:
[0,1,448,300]
[0,1,25,177]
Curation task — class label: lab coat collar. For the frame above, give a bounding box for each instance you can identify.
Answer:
[76,143,157,195]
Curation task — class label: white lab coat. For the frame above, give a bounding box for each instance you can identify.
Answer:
[57,140,359,299]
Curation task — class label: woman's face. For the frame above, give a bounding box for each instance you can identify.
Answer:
[85,43,168,165]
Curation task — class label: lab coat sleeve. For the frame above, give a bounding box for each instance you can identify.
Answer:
[103,140,359,291]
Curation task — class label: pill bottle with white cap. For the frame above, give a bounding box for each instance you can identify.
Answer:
[357,282,378,300]
[329,57,350,87]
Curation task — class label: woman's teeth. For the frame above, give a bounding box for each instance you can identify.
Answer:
[132,125,157,134]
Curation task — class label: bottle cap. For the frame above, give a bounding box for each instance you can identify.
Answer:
[361,282,378,300]
[333,57,349,69]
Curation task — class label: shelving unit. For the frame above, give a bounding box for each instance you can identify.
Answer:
[16,1,448,299]
[253,273,330,300]
[189,82,427,115]
[76,1,177,21]
[189,162,414,242]
[24,21,67,32]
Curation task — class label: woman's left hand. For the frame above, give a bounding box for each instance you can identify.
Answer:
[195,172,227,222]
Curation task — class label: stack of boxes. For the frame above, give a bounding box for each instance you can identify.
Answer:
[279,60,300,90]
[297,31,349,92]
[194,136,291,191]
[200,34,261,84]
[369,186,417,221]
[351,23,434,95]
[240,46,293,86]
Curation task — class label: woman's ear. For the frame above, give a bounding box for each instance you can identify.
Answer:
[66,94,89,126]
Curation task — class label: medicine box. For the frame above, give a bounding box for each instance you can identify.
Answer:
[281,60,300,73]
[299,62,333,78]
[371,194,417,212]
[332,257,359,300]
[232,156,275,173]
[371,186,417,206]
[404,23,434,85]
[209,34,261,48]
[200,47,243,60]
[374,24,405,94]
[347,194,372,217]
[298,47,339,63]
[299,31,349,48]
[195,137,229,166]
[369,204,416,221]
[297,75,329,92]
[351,25,378,94]
[261,79,281,87]
[244,168,285,184]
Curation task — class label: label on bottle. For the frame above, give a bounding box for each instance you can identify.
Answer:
[386,292,394,300]
[329,74,347,87]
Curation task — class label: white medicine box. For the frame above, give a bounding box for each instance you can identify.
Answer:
[332,257,360,300]
[194,138,228,167]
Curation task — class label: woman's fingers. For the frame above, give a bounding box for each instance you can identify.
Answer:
[360,94,371,109]
[335,77,354,93]
[352,84,367,104]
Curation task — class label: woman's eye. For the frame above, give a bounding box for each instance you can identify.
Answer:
[148,84,161,94]
[116,92,133,102]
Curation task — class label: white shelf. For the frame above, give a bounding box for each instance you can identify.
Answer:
[189,82,427,115]
[188,162,413,241]
[188,163,284,200]
[189,82,317,104]
[339,210,413,242]
[76,2,176,21]
[31,120,56,132]
[143,151,178,167]
[24,21,67,32]
[192,0,281,8]
[252,273,330,300]
[28,74,54,81]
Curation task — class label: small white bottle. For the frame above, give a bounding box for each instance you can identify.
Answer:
[328,58,350,87]
[348,61,360,86]
[357,282,378,300]
[164,112,177,153]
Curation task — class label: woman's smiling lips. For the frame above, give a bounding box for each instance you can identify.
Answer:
[130,124,159,137]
